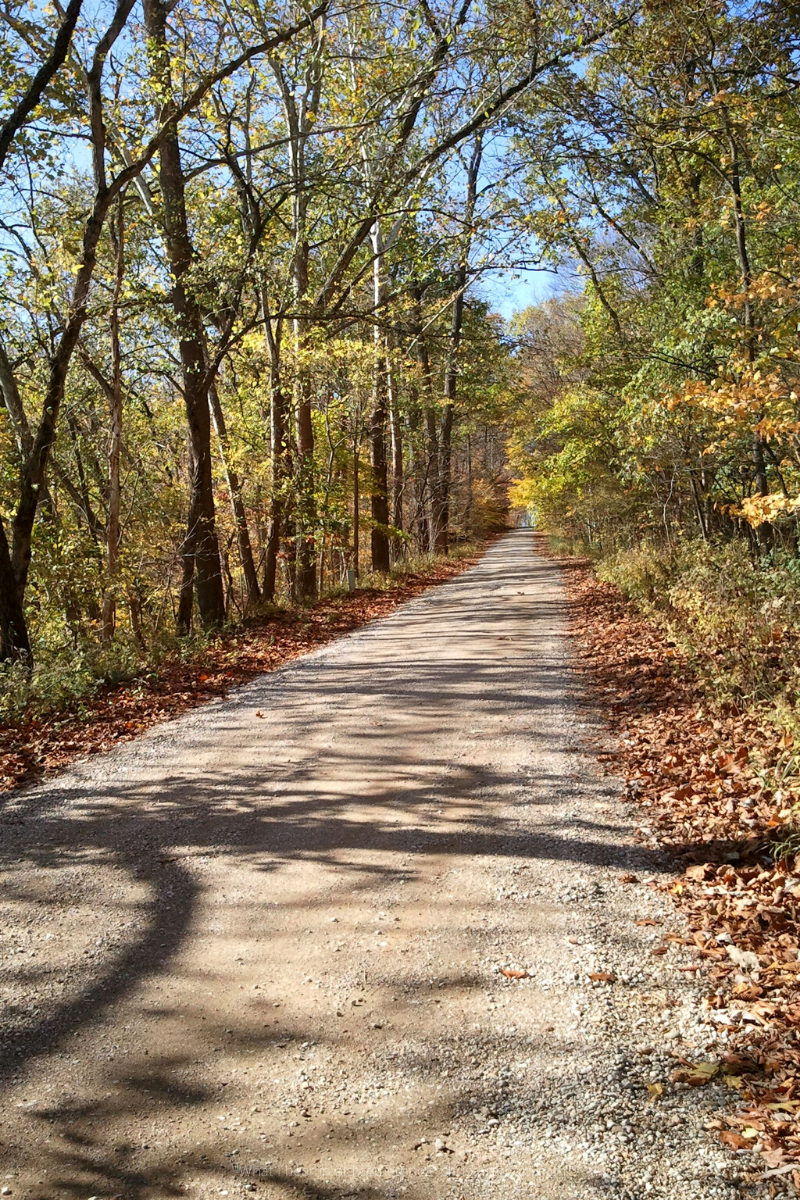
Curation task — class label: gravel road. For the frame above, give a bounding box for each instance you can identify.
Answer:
[0,530,770,1199]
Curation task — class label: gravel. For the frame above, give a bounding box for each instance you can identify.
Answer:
[0,529,779,1199]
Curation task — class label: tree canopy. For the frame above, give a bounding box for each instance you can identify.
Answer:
[3,0,799,696]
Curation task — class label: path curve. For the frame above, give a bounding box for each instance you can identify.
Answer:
[0,531,743,1200]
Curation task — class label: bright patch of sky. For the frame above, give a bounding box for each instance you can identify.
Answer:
[479,266,555,320]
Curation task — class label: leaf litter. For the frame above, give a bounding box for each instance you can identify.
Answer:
[565,556,800,1183]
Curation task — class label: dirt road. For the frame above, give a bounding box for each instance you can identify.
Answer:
[0,532,747,1199]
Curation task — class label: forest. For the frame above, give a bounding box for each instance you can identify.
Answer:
[1,0,799,722]
[6,3,800,1189]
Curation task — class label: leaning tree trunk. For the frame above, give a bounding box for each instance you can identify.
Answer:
[269,45,324,602]
[208,381,260,612]
[263,313,289,604]
[144,0,225,633]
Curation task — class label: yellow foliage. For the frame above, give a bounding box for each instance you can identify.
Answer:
[733,493,800,527]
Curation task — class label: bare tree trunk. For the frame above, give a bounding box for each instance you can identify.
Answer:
[369,223,390,573]
[208,381,260,611]
[102,193,124,642]
[144,0,225,633]
[439,134,482,553]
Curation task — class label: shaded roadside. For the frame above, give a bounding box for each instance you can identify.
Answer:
[0,546,490,796]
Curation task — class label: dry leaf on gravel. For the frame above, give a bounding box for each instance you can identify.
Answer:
[670,1061,720,1086]
[720,1130,752,1150]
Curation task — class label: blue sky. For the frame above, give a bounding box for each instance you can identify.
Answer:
[479,265,568,320]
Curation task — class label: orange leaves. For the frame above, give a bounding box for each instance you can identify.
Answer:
[735,493,800,528]
[719,1129,752,1150]
[565,557,800,1172]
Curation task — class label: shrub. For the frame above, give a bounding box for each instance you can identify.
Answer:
[598,537,800,707]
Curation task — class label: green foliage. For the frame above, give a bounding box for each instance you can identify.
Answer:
[0,634,145,722]
[600,539,800,708]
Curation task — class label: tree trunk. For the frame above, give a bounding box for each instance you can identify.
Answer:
[144,0,225,632]
[208,381,260,611]
[369,223,390,573]
[407,403,429,553]
[0,516,30,661]
[294,370,317,599]
[102,193,124,642]
[425,406,442,551]
[388,345,403,542]
[439,134,482,553]
[723,118,771,547]
[353,430,360,577]
[370,359,391,572]
[410,285,441,550]
[260,290,286,605]
[269,43,324,602]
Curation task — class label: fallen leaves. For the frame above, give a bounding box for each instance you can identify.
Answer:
[719,1129,752,1150]
[670,1061,719,1086]
[561,556,800,1174]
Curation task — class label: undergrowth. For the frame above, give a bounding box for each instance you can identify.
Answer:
[594,537,800,711]
[573,533,800,843]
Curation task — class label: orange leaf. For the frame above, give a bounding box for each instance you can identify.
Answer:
[719,1130,751,1150]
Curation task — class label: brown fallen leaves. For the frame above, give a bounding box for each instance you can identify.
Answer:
[562,557,800,1176]
[0,551,486,794]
